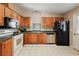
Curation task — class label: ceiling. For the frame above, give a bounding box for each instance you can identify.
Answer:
[14,3,79,14]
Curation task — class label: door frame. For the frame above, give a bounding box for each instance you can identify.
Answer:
[72,13,79,49]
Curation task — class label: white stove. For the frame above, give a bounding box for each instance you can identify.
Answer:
[0,29,14,37]
[12,33,23,56]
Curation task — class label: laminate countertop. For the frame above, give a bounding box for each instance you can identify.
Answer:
[25,30,55,34]
[0,36,12,43]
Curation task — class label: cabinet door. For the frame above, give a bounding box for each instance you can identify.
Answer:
[17,15,21,26]
[2,39,12,56]
[55,17,64,21]
[50,17,55,27]
[24,17,30,28]
[42,17,48,28]
[12,12,17,19]
[20,17,24,26]
[25,32,31,44]
[5,7,13,18]
[25,33,37,44]
[23,33,28,44]
[41,33,47,44]
[8,3,14,10]
[42,17,54,28]
[0,4,4,26]
[37,33,42,43]
[30,34,37,44]
[24,32,30,44]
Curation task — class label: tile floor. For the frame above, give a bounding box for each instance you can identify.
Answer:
[18,44,79,56]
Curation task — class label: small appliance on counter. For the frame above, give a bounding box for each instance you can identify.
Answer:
[9,19,19,29]
[0,16,19,29]
[4,16,11,28]
[0,16,11,29]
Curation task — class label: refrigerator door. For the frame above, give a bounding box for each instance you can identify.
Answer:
[56,21,69,45]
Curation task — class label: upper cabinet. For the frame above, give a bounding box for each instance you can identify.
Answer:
[0,4,4,26]
[8,3,14,10]
[42,17,64,28]
[0,3,24,27]
[42,17,55,28]
[55,17,64,21]
[17,15,21,26]
[5,7,17,19]
[4,7,13,18]
[20,16,25,27]
[24,17,30,28]
[12,11,17,19]
[17,15,25,27]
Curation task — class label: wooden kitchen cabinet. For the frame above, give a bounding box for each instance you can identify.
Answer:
[41,33,47,44]
[37,33,42,43]
[23,33,27,44]
[42,17,55,28]
[37,33,47,44]
[17,15,22,26]
[17,15,24,27]
[55,17,64,21]
[24,32,29,44]
[5,6,18,19]
[12,11,17,19]
[20,17,25,27]
[26,33,32,43]
[24,33,37,44]
[24,33,47,44]
[24,32,32,44]
[0,39,12,56]
[4,7,13,18]
[24,17,30,28]
[0,4,4,26]
[8,3,14,10]
[26,33,37,44]
[30,34,37,44]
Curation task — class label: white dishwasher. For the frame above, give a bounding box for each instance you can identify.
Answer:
[47,34,55,44]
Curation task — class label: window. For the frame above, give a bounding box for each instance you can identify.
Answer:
[32,23,41,30]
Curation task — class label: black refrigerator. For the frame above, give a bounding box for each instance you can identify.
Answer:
[54,20,69,46]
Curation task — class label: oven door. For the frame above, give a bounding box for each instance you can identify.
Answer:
[12,34,23,54]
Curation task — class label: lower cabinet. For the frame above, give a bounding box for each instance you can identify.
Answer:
[37,33,42,43]
[30,34,37,44]
[23,32,31,44]
[24,33,47,44]
[0,39,12,56]
[41,33,47,44]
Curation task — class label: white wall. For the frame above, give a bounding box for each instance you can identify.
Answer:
[64,6,79,47]
[23,11,63,17]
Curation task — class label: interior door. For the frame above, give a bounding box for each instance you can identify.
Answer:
[73,13,79,50]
